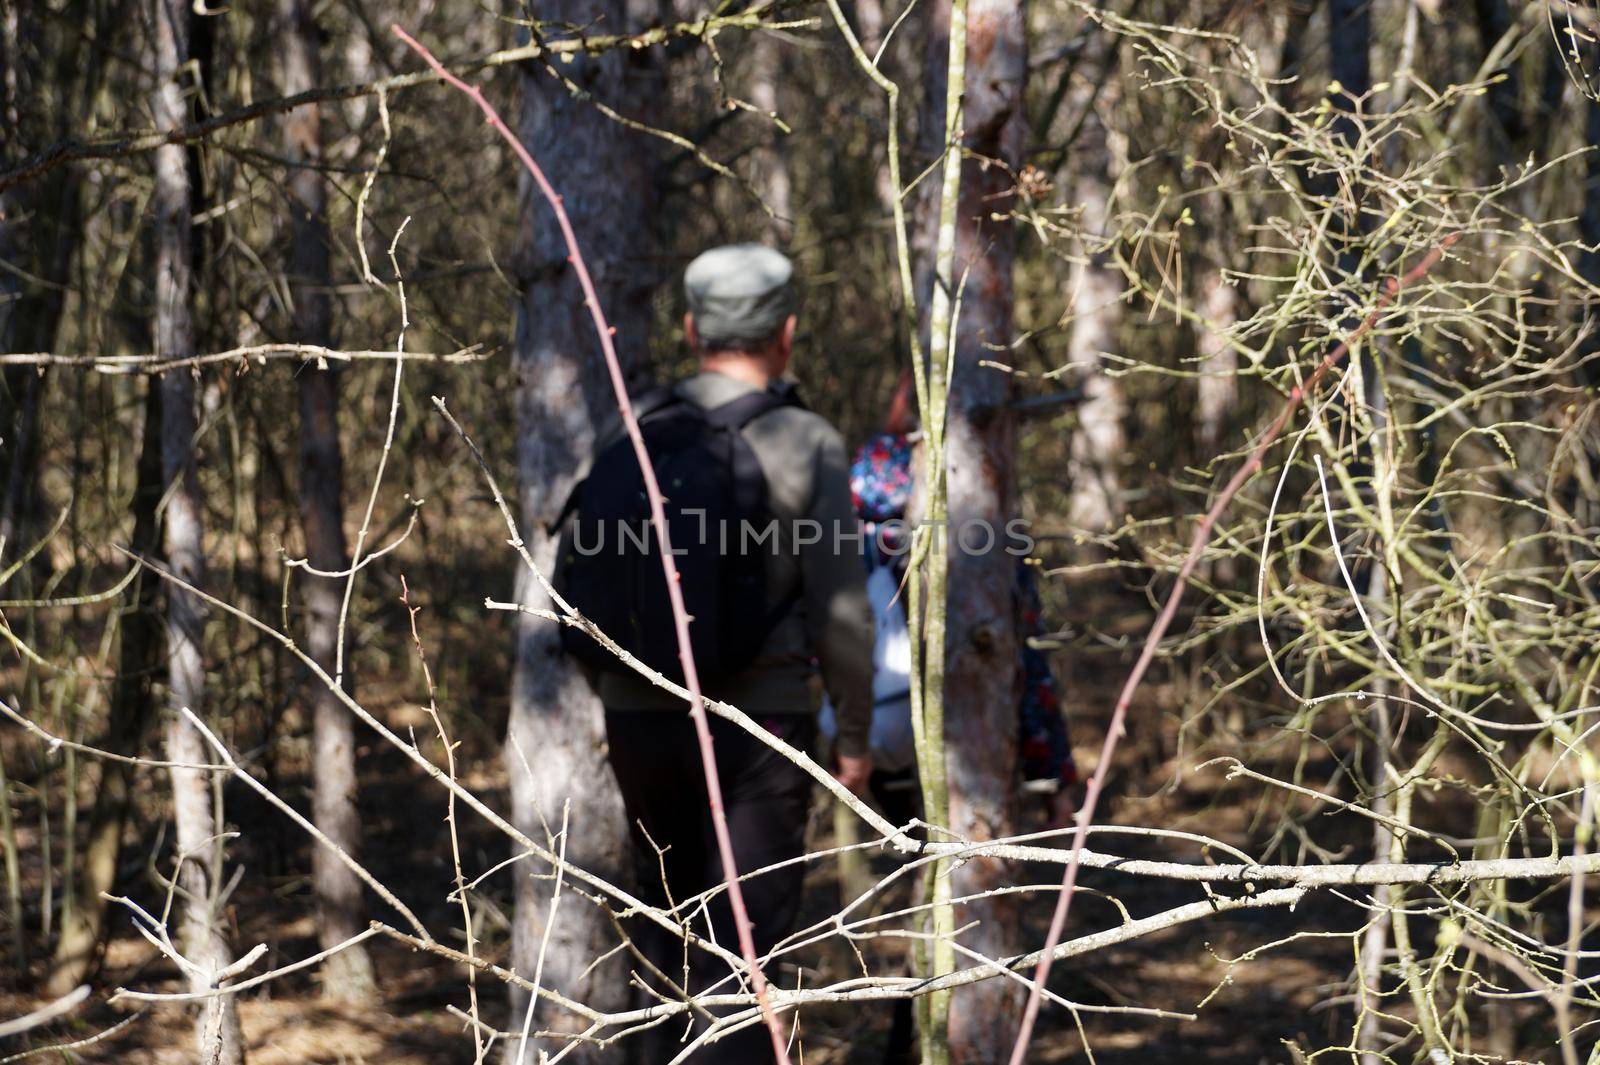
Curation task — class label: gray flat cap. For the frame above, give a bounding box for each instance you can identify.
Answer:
[684,244,796,348]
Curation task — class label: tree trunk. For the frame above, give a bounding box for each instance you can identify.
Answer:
[44,382,164,995]
[917,0,1028,1058]
[749,32,793,244]
[1581,43,1600,386]
[1471,0,1522,144]
[1325,5,1396,1061]
[0,369,42,565]
[1328,0,1370,286]
[1,8,45,956]
[0,0,73,572]
[857,0,908,228]
[1194,267,1238,459]
[506,4,658,1057]
[855,0,886,52]
[0,6,21,567]
[151,0,245,1059]
[279,0,375,1004]
[1062,56,1125,535]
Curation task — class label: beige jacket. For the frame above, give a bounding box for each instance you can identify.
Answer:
[596,370,875,757]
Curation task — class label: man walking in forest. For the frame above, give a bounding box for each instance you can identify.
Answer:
[554,244,874,1062]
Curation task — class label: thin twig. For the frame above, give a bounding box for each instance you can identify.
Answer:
[0,344,485,373]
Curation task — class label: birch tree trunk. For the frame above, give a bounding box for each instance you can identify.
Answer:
[506,3,658,1056]
[279,0,376,1003]
[1194,266,1238,459]
[749,32,793,244]
[1062,78,1125,534]
[917,0,1028,1058]
[151,0,245,1059]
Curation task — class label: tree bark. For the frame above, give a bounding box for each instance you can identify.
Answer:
[0,5,21,568]
[1471,0,1522,143]
[506,3,658,1057]
[1581,43,1600,385]
[1194,266,1238,459]
[0,0,73,571]
[279,0,375,1004]
[1062,49,1125,535]
[917,0,1027,1058]
[151,0,244,1059]
[849,0,908,289]
[1327,0,1370,285]
[748,32,793,244]
[1325,5,1394,1061]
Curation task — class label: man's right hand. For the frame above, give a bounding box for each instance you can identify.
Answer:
[834,752,873,795]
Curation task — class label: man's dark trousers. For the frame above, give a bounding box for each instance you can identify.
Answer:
[605,711,816,1063]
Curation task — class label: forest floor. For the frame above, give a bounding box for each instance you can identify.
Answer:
[1,580,1378,1064]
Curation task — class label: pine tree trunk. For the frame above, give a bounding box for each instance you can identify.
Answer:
[151,0,244,1059]
[917,0,1028,1058]
[506,4,658,1057]
[279,0,375,1004]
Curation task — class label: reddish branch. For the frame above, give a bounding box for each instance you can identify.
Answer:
[391,26,794,1063]
[1006,232,1462,1064]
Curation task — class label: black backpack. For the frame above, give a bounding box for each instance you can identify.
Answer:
[552,381,805,685]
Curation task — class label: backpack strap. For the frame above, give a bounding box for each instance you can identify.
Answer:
[703,383,802,519]
[702,380,806,429]
[549,386,683,533]
[703,382,809,637]
[632,384,682,422]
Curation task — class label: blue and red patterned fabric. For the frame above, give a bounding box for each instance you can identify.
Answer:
[850,432,916,524]
[846,432,1076,788]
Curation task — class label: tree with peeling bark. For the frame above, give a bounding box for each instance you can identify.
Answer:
[505,2,660,1056]
[279,0,376,1004]
[150,0,245,1060]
